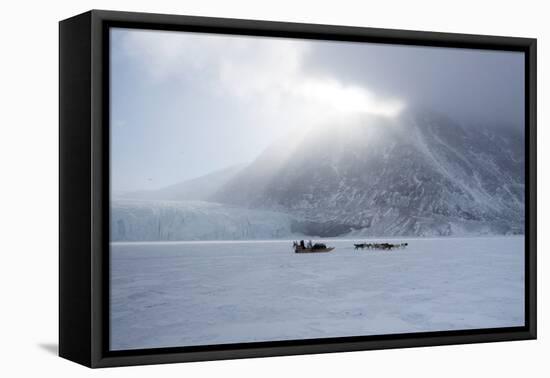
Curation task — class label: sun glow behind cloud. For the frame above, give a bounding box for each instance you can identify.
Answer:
[295,78,404,117]
[119,29,405,133]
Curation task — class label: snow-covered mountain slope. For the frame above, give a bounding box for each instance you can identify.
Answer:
[213,109,524,237]
[111,199,303,241]
[116,165,243,202]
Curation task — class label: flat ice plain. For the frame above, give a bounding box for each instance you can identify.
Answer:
[110,236,524,350]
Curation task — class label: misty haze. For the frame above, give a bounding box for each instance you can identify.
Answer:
[109,28,525,350]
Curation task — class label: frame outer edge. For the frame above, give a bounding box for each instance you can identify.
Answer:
[59,11,94,367]
[528,38,537,339]
[89,9,535,48]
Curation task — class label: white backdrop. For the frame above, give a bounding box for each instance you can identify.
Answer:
[0,0,546,376]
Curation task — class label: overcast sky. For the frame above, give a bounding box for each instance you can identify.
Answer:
[110,27,524,192]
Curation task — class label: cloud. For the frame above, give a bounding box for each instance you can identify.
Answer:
[116,28,404,132]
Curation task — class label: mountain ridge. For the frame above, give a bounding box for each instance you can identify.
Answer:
[211,108,524,236]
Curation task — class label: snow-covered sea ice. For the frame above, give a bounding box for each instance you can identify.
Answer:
[110,236,524,350]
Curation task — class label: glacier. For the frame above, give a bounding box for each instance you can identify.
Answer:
[111,199,304,241]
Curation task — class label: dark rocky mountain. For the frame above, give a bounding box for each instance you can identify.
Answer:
[212,109,525,237]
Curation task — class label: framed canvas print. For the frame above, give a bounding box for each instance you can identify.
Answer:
[59,10,536,368]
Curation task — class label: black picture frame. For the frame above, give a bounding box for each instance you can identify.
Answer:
[59,9,537,368]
